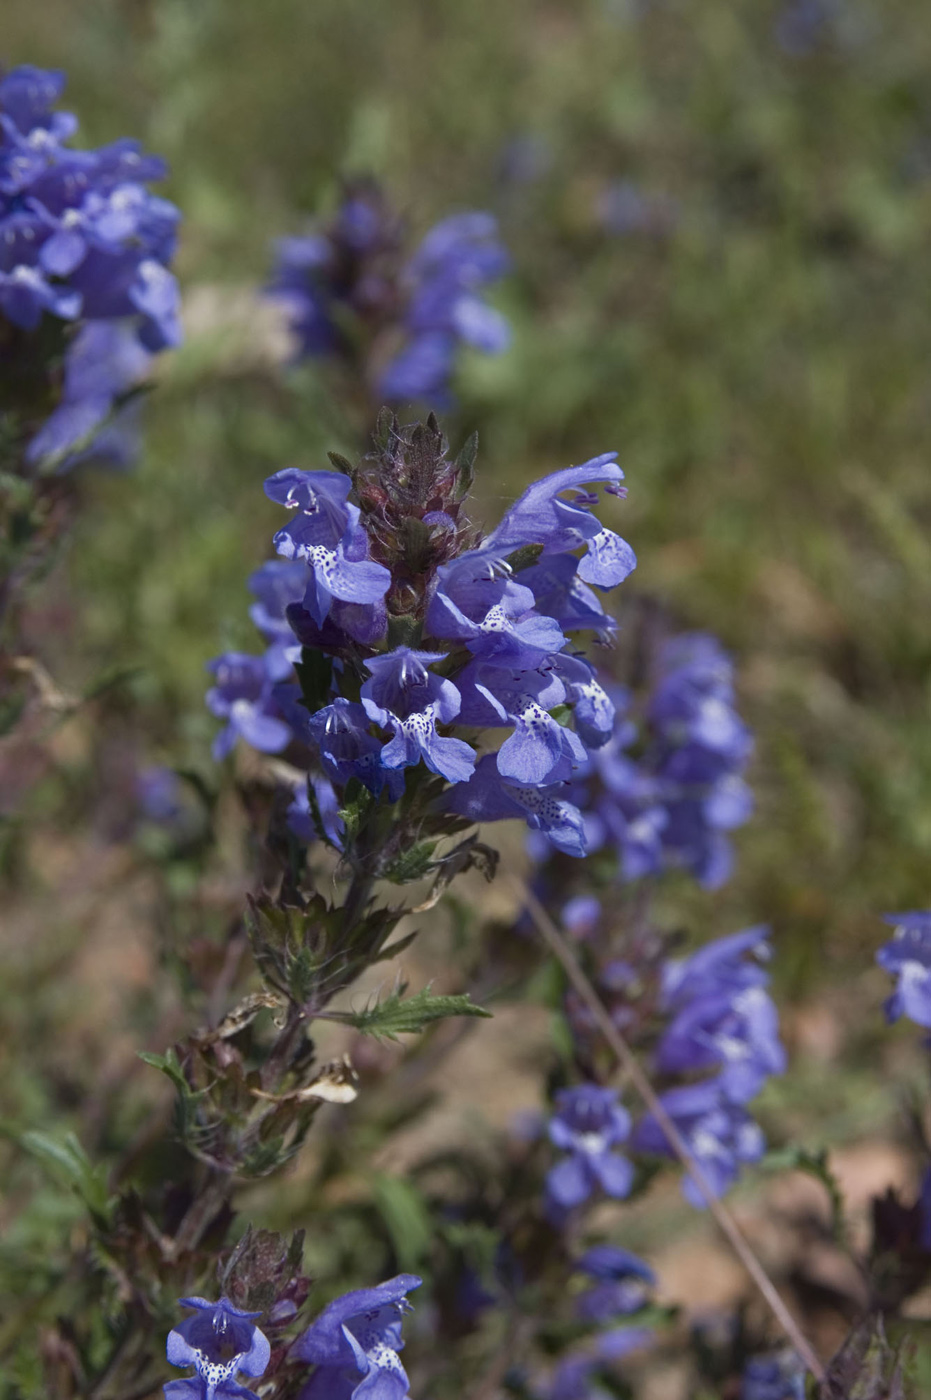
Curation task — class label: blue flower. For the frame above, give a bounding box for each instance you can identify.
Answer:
[515,554,617,640]
[379,211,510,405]
[291,1273,421,1400]
[268,182,400,360]
[553,655,616,750]
[876,911,931,1029]
[447,753,587,856]
[562,894,603,939]
[165,1296,270,1400]
[0,64,180,467]
[563,632,753,890]
[137,766,184,825]
[741,1353,806,1400]
[632,1080,765,1206]
[545,1085,634,1213]
[205,652,294,760]
[574,1246,655,1323]
[485,457,636,588]
[264,468,390,633]
[307,698,404,800]
[661,925,773,1003]
[361,647,475,784]
[456,659,586,786]
[269,187,509,407]
[657,927,786,1104]
[427,548,565,663]
[25,320,152,465]
[657,985,785,1104]
[249,559,309,643]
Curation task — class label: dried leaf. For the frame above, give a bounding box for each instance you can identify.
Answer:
[191,992,284,1045]
[250,1054,359,1105]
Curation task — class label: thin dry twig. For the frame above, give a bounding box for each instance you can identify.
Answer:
[513,875,827,1385]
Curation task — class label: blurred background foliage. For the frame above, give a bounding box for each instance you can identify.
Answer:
[3,0,931,1387]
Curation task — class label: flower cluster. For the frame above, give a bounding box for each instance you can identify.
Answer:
[268,183,510,407]
[546,927,784,1213]
[633,926,784,1204]
[164,1278,420,1400]
[568,633,753,890]
[206,413,635,858]
[0,65,181,466]
[876,910,931,1030]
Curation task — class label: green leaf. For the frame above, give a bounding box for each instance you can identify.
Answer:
[327,450,355,476]
[336,985,492,1042]
[288,945,319,1003]
[373,406,398,453]
[383,840,437,884]
[337,778,376,840]
[19,1130,112,1220]
[453,430,479,499]
[138,1047,189,1095]
[138,1048,209,1141]
[372,1174,433,1270]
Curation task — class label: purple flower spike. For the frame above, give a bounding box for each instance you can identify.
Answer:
[165,1296,270,1400]
[379,210,510,404]
[545,1084,634,1214]
[0,64,181,467]
[292,1274,421,1400]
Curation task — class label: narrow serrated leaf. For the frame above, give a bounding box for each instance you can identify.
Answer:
[336,986,491,1042]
